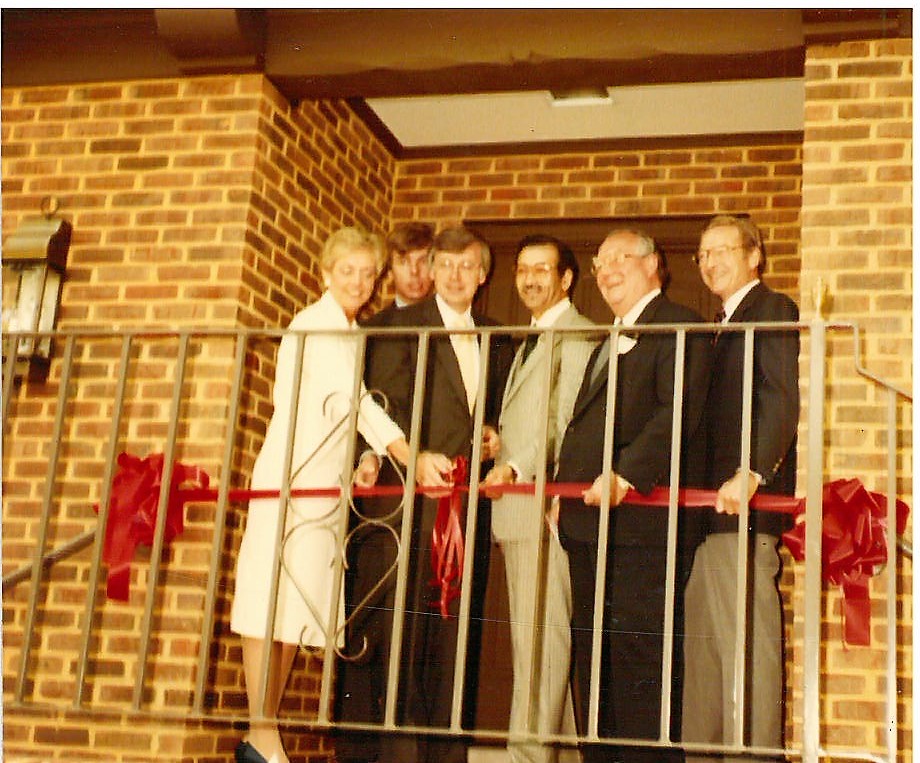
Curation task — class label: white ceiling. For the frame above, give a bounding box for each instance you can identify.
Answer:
[366,78,805,149]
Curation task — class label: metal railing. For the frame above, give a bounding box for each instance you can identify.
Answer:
[1,320,911,762]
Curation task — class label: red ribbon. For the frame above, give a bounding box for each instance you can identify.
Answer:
[429,457,469,619]
[97,454,910,646]
[94,452,209,601]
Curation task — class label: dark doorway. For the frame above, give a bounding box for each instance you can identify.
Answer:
[470,216,721,325]
[465,215,720,732]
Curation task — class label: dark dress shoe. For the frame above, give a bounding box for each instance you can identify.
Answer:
[235,740,269,763]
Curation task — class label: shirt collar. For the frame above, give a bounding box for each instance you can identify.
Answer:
[531,297,571,328]
[320,289,355,328]
[435,293,473,327]
[618,288,661,327]
[722,279,760,321]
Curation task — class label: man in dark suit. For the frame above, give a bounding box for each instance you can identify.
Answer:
[556,228,710,763]
[681,215,799,763]
[336,221,435,763]
[361,226,513,763]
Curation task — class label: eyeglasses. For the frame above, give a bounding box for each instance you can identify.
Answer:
[590,252,643,276]
[433,258,481,275]
[693,245,745,265]
[514,263,556,278]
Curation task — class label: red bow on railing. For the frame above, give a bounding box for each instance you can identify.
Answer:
[429,457,469,619]
[782,478,910,646]
[94,452,209,601]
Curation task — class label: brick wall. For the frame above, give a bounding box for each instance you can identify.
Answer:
[794,38,913,761]
[2,74,394,762]
[393,143,803,294]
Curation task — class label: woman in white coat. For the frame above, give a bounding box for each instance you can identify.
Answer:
[231,227,412,763]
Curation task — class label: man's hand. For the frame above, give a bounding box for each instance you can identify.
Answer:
[416,451,454,489]
[545,497,560,531]
[715,470,760,515]
[582,471,630,507]
[354,452,380,488]
[482,462,515,486]
[481,425,501,462]
[481,462,515,498]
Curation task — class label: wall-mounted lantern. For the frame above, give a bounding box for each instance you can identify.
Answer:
[2,197,72,368]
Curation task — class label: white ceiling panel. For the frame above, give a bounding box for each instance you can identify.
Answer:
[366,78,805,148]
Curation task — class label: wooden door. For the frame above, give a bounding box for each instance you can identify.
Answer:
[465,216,719,731]
[471,216,721,324]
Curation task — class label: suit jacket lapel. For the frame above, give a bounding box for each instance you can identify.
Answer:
[503,305,584,410]
[729,282,765,323]
[714,282,764,351]
[502,333,544,408]
[569,294,663,420]
[425,299,471,411]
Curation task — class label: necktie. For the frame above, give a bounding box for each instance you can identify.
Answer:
[713,308,726,344]
[520,333,538,365]
[452,318,479,414]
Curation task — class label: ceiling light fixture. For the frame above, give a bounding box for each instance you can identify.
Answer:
[548,86,612,107]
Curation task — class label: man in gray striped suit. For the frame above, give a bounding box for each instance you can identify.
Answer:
[483,234,596,763]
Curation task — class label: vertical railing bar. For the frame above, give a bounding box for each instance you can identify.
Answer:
[588,327,619,741]
[659,329,686,742]
[450,327,489,730]
[318,330,368,723]
[14,333,77,704]
[523,326,557,741]
[133,332,192,710]
[193,331,248,714]
[885,388,898,763]
[383,330,429,728]
[731,327,755,749]
[2,340,19,433]
[74,333,134,708]
[802,321,826,763]
[251,331,307,722]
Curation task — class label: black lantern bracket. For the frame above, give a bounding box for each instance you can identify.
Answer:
[2,195,72,379]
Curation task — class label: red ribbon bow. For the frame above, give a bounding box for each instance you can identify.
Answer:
[782,478,909,646]
[94,452,209,601]
[429,457,468,619]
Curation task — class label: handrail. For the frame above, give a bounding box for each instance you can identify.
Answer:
[1,319,910,763]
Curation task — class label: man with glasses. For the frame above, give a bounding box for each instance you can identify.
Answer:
[681,215,799,763]
[362,226,513,763]
[555,228,710,763]
[482,234,594,763]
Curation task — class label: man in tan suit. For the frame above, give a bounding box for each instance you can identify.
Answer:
[484,234,595,763]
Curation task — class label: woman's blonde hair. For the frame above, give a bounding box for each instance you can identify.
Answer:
[321,227,386,273]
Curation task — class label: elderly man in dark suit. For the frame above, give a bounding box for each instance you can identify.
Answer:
[681,215,799,763]
[362,226,513,763]
[556,228,710,763]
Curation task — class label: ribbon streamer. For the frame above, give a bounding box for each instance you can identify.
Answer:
[94,452,209,601]
[429,457,468,619]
